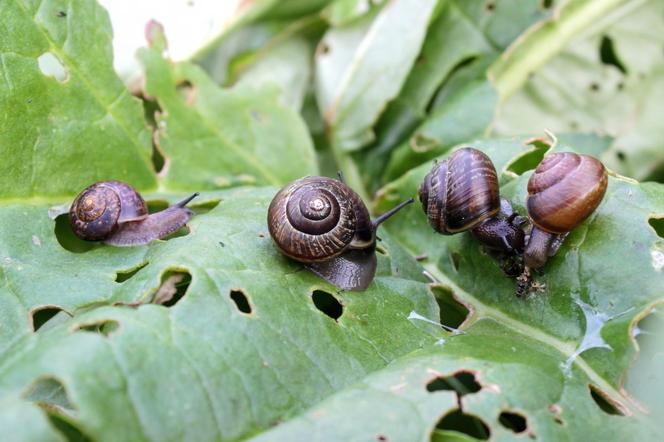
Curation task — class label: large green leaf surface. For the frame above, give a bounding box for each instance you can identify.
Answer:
[1,187,442,441]
[1,0,663,441]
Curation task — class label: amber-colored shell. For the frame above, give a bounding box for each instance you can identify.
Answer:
[268,177,372,263]
[526,152,608,234]
[69,181,148,240]
[419,147,500,234]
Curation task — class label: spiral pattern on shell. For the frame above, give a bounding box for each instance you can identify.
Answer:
[526,152,607,234]
[69,181,148,241]
[419,147,500,234]
[268,177,372,262]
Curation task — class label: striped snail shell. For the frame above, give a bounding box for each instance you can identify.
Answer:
[517,151,608,296]
[268,176,373,263]
[268,175,413,291]
[526,152,608,235]
[419,147,500,235]
[69,181,198,246]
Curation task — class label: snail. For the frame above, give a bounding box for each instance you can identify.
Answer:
[268,174,413,291]
[69,181,199,246]
[517,152,608,296]
[419,147,526,275]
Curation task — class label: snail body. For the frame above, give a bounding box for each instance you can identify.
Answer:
[70,181,198,246]
[523,152,608,270]
[268,175,412,291]
[419,148,525,274]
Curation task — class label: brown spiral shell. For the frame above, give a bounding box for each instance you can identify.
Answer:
[268,176,373,263]
[526,152,607,234]
[419,147,500,234]
[69,181,148,240]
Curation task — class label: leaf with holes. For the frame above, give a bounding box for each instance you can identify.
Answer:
[139,31,318,190]
[0,187,443,440]
[370,136,664,439]
[1,0,664,440]
[0,0,156,198]
[493,0,664,181]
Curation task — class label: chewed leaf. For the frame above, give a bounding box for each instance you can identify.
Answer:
[139,35,318,190]
[0,0,156,198]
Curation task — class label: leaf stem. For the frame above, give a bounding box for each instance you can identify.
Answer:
[488,0,632,100]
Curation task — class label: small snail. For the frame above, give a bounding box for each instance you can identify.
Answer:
[517,152,608,295]
[268,174,413,291]
[419,147,526,275]
[70,181,198,246]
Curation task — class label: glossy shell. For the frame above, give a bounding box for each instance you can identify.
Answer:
[69,181,148,241]
[526,152,608,234]
[419,147,500,234]
[268,176,372,263]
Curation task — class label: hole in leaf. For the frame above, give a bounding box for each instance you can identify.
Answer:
[30,306,70,332]
[54,214,98,253]
[541,0,553,8]
[312,290,343,321]
[426,371,481,395]
[616,151,626,162]
[176,80,196,105]
[73,320,120,337]
[499,411,528,433]
[230,289,252,314]
[589,385,625,416]
[115,262,148,283]
[24,377,91,439]
[432,286,470,329]
[485,1,495,12]
[38,52,68,82]
[152,138,167,175]
[589,82,600,92]
[507,144,547,175]
[153,270,191,306]
[434,409,490,440]
[25,377,74,412]
[648,217,664,238]
[599,35,627,74]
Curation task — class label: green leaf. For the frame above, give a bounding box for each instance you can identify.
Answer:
[315,0,438,151]
[493,0,664,181]
[0,188,440,440]
[321,0,386,26]
[359,0,553,190]
[234,37,314,111]
[0,0,156,198]
[139,43,318,190]
[374,137,664,387]
[252,321,660,441]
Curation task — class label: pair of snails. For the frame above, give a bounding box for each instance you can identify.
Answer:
[419,148,608,296]
[69,175,412,292]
